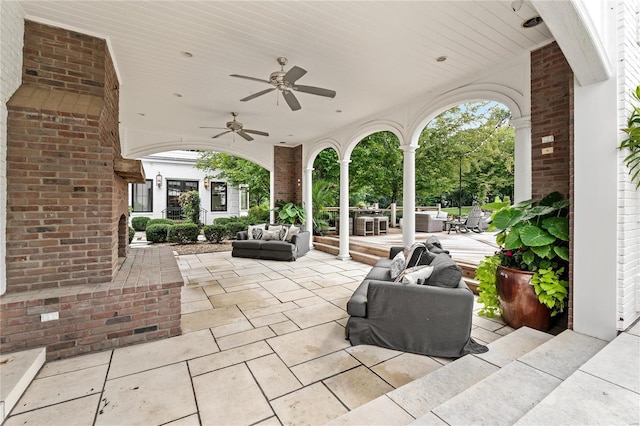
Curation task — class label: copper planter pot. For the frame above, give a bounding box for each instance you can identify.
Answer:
[496,266,552,331]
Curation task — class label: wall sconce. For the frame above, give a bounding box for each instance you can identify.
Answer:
[156,172,163,188]
[204,176,210,190]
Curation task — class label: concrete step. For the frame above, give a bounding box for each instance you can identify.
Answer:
[312,241,339,256]
[0,347,46,423]
[328,327,552,425]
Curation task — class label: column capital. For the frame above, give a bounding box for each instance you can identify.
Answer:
[304,167,314,173]
[400,144,417,154]
[338,159,352,166]
[510,116,531,129]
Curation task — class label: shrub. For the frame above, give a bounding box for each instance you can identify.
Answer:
[167,222,200,244]
[225,221,247,239]
[147,218,175,226]
[128,226,136,244]
[178,190,201,224]
[213,217,235,226]
[203,224,227,243]
[247,204,270,223]
[131,216,150,231]
[146,224,170,243]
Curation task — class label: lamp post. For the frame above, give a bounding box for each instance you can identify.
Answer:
[458,157,462,218]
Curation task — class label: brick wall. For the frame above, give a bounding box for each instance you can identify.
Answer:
[273,145,303,204]
[0,1,25,295]
[530,41,573,200]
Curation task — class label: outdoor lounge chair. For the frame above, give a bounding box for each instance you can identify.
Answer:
[461,205,485,233]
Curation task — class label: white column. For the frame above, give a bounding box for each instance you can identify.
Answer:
[511,117,532,203]
[303,167,314,248]
[401,145,416,247]
[269,170,275,224]
[337,159,351,260]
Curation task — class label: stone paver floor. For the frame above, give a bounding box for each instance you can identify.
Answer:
[5,249,512,426]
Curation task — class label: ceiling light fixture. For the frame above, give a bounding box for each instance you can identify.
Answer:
[436,56,447,62]
[173,93,182,98]
[522,16,544,28]
[180,51,193,58]
[137,113,146,117]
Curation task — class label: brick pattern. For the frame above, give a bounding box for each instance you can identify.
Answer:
[530,42,574,327]
[273,145,303,204]
[0,247,182,360]
[530,41,573,201]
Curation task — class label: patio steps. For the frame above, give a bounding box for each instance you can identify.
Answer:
[329,326,640,425]
[0,347,46,423]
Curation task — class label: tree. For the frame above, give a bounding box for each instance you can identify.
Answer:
[195,152,270,206]
[312,149,340,184]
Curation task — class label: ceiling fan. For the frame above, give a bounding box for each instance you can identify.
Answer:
[230,57,336,111]
[199,112,269,141]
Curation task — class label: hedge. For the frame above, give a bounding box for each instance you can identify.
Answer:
[167,223,200,244]
[146,224,171,243]
[225,221,247,239]
[147,218,176,227]
[128,226,136,244]
[131,216,150,231]
[203,224,226,243]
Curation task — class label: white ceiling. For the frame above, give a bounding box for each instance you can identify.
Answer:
[20,1,552,150]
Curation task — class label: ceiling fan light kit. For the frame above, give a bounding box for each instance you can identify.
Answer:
[199,112,269,142]
[230,57,336,111]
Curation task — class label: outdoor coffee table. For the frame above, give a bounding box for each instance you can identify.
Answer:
[445,218,467,234]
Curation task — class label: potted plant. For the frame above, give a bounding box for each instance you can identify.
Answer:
[476,192,570,330]
[274,201,307,226]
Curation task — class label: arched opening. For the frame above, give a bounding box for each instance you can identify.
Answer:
[310,147,340,235]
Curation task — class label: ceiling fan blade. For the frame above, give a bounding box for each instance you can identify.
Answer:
[230,74,270,84]
[282,90,301,111]
[283,66,307,85]
[292,85,336,98]
[199,126,227,129]
[244,129,269,137]
[240,88,276,102]
[237,130,254,141]
[212,131,231,139]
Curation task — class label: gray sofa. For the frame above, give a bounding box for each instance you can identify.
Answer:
[346,240,488,358]
[232,225,310,261]
[415,211,447,232]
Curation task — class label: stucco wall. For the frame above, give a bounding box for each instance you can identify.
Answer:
[0,1,25,295]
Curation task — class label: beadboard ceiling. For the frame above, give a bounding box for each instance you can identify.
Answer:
[20,1,552,149]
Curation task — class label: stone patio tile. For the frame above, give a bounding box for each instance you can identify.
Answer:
[268,322,351,367]
[279,267,323,280]
[264,270,286,280]
[165,414,200,425]
[309,264,345,274]
[269,320,300,335]
[181,299,213,314]
[12,364,107,414]
[241,301,299,319]
[209,288,272,308]
[250,312,289,328]
[37,350,111,378]
[108,329,218,379]
[181,286,208,303]
[237,296,282,311]
[235,265,272,276]
[345,344,403,367]
[271,382,348,426]
[494,325,516,336]
[296,280,323,290]
[290,350,361,386]
[409,412,450,425]
[211,319,254,338]
[220,282,261,292]
[201,282,225,296]
[340,281,361,291]
[96,363,196,426]
[338,268,368,277]
[474,326,552,368]
[4,394,100,426]
[216,326,276,351]
[371,353,444,388]
[324,366,394,409]
[471,315,505,331]
[206,262,237,273]
[626,320,640,337]
[326,395,415,425]
[312,286,355,301]
[313,273,356,287]
[188,341,273,377]
[471,326,502,344]
[247,354,302,399]
[331,296,350,311]
[181,305,246,333]
[579,332,639,393]
[283,302,347,329]
[275,288,316,302]
[217,273,270,288]
[193,363,273,425]
[293,295,326,307]
[260,278,302,294]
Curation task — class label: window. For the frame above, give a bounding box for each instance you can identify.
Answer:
[166,180,199,220]
[240,185,249,210]
[211,182,227,211]
[131,180,153,212]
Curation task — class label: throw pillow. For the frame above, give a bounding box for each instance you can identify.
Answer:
[401,265,435,285]
[279,226,288,241]
[286,225,300,242]
[260,229,281,241]
[389,251,405,280]
[404,243,427,268]
[424,253,463,288]
[248,224,266,240]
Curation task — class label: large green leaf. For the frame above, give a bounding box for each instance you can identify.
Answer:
[554,246,570,261]
[519,225,555,247]
[492,208,523,230]
[531,244,552,258]
[542,216,569,241]
[503,230,523,249]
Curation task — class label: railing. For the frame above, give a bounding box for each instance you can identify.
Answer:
[323,205,443,229]
[161,207,208,224]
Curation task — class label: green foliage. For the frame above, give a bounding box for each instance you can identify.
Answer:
[225,221,247,239]
[167,223,200,244]
[275,201,306,225]
[531,267,569,317]
[128,226,136,244]
[146,224,171,243]
[131,216,150,231]
[313,149,340,184]
[247,204,270,224]
[147,218,175,226]
[619,85,640,188]
[203,224,227,243]
[312,179,337,232]
[178,191,201,224]
[476,255,501,318]
[196,152,270,205]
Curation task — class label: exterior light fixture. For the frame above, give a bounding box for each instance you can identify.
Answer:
[156,172,163,188]
[204,176,210,189]
[522,16,543,28]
